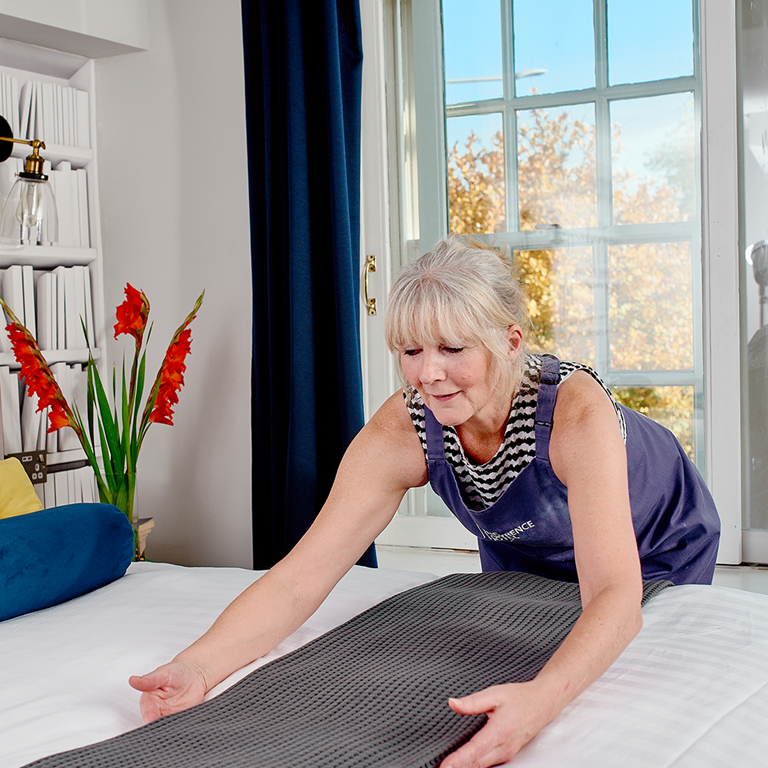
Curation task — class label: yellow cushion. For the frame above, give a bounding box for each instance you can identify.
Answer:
[0,457,44,519]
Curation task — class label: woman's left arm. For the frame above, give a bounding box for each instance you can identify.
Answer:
[440,372,643,768]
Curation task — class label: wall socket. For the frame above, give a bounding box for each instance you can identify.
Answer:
[7,451,47,485]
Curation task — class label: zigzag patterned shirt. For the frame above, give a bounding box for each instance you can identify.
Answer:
[404,354,626,512]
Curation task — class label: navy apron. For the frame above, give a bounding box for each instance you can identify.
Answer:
[424,355,720,585]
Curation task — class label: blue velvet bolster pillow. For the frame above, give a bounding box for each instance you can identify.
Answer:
[0,503,134,622]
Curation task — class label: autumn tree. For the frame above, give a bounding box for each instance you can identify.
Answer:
[447,110,695,457]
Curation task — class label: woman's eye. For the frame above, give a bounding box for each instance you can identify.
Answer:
[403,349,421,357]
[443,347,464,354]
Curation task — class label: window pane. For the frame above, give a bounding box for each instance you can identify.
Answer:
[747,326,768,529]
[518,103,597,230]
[612,386,695,460]
[516,246,596,366]
[608,242,693,369]
[447,114,505,234]
[611,93,696,224]
[513,0,595,95]
[443,0,503,104]
[607,0,694,85]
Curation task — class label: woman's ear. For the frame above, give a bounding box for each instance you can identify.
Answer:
[507,325,524,359]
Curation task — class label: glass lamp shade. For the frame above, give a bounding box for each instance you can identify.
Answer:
[0,174,58,245]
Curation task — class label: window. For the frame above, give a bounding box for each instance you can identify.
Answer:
[410,0,703,463]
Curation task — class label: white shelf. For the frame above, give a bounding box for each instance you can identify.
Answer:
[0,245,97,268]
[0,37,89,80]
[46,447,91,467]
[0,348,101,368]
[9,142,93,170]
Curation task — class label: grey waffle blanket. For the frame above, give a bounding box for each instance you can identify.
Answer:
[25,571,671,768]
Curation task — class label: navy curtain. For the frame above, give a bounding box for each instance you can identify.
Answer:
[241,0,376,569]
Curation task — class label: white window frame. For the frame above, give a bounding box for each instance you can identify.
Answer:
[700,0,742,564]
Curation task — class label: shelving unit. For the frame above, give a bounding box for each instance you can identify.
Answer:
[0,40,107,503]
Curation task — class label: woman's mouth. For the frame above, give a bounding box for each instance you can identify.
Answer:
[431,392,458,402]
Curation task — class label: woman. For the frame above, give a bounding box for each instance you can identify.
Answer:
[130,238,720,767]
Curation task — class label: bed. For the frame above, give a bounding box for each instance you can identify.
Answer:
[3,554,768,768]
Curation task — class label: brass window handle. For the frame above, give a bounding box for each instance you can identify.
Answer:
[364,254,377,316]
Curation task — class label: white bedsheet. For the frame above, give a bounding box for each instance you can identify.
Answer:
[2,562,768,768]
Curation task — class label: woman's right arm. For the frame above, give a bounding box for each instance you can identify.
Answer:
[129,391,428,723]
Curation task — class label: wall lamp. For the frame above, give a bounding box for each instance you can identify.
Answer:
[0,114,58,245]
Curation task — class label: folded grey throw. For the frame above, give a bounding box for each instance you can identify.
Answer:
[25,571,670,768]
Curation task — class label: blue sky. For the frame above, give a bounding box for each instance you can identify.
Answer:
[441,0,695,188]
[442,0,694,101]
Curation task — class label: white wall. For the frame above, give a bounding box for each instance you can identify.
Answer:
[94,0,252,567]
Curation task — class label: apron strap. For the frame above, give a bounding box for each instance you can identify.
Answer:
[535,355,560,462]
[423,405,446,461]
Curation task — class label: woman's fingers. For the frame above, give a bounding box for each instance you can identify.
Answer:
[128,661,207,723]
[440,684,545,768]
[128,670,169,692]
[448,689,499,716]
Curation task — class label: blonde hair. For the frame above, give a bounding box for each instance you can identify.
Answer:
[385,237,529,396]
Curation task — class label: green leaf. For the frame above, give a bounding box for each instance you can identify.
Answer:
[131,349,148,455]
[121,355,131,464]
[92,357,124,473]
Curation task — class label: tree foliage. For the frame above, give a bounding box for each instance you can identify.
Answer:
[446,110,695,457]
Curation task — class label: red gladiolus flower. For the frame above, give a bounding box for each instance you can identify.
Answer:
[4,321,73,432]
[149,329,193,426]
[2,286,204,519]
[47,405,71,433]
[114,283,150,342]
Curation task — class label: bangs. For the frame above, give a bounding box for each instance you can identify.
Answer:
[386,280,485,351]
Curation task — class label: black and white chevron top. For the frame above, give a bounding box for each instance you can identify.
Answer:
[405,354,626,512]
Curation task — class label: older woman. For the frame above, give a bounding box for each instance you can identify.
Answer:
[131,238,720,767]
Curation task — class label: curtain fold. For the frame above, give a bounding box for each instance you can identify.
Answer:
[242,0,376,569]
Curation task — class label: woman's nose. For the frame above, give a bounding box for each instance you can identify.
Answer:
[420,350,445,383]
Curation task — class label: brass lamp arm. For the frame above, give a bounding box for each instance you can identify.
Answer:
[0,135,46,152]
[0,115,48,177]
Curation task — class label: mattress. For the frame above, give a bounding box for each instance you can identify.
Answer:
[2,561,768,767]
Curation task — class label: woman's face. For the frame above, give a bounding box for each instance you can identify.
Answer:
[400,341,506,429]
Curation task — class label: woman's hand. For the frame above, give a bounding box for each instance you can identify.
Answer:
[439,682,552,768]
[129,659,209,723]
[440,682,554,768]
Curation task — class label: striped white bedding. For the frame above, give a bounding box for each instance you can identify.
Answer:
[1,561,767,768]
[514,584,768,766]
